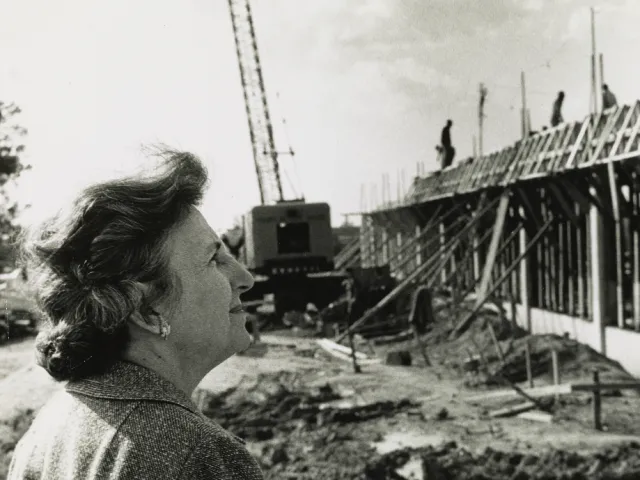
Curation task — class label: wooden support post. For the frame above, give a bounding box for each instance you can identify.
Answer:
[525,339,534,388]
[519,211,532,331]
[415,224,422,266]
[510,295,518,330]
[381,229,389,265]
[440,222,448,285]
[345,279,361,374]
[593,370,602,431]
[606,160,624,328]
[551,349,560,392]
[476,192,511,306]
[488,323,505,364]
[634,189,640,331]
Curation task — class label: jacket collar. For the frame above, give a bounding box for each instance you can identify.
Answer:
[65,360,200,416]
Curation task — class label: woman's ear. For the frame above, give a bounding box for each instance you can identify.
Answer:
[127,282,162,335]
[128,309,162,335]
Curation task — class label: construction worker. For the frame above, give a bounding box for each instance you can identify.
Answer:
[440,119,455,169]
[602,84,618,110]
[550,91,564,127]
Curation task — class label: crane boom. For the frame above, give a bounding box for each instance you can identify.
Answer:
[228,0,284,205]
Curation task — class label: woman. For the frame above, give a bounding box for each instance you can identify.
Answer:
[8,148,264,479]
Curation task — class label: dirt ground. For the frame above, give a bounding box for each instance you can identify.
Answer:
[2,327,640,479]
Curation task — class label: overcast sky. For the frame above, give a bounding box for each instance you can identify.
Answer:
[2,0,640,230]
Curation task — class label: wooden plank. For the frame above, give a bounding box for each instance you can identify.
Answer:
[517,410,554,423]
[565,119,590,168]
[571,381,640,392]
[624,102,640,154]
[476,192,511,305]
[489,401,537,418]
[466,383,573,403]
[588,107,625,165]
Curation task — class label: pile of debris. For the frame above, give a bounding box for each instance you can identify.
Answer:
[367,441,640,479]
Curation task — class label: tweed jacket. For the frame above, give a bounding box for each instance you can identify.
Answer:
[8,360,264,479]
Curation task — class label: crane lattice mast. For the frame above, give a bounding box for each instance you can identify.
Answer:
[228,0,284,205]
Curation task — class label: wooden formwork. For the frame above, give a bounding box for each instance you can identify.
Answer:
[348,101,640,338]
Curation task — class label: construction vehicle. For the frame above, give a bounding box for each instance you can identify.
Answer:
[226,0,346,316]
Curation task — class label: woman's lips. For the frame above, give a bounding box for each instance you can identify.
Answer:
[229,305,245,314]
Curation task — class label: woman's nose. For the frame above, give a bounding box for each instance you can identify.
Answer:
[233,260,255,293]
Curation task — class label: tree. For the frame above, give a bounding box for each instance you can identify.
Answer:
[0,101,28,269]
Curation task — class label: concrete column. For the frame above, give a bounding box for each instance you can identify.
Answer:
[518,213,531,332]
[439,223,447,284]
[589,193,607,355]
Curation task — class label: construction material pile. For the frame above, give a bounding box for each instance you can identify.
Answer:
[368,441,640,479]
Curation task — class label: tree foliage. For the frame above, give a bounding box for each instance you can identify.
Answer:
[0,101,28,268]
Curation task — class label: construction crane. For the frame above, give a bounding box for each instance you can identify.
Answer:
[228,0,285,205]
[226,0,343,316]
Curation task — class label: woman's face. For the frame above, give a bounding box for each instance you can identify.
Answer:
[160,208,254,369]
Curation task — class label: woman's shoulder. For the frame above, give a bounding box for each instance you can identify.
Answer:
[125,403,264,479]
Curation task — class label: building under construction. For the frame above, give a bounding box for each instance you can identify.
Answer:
[339,100,640,376]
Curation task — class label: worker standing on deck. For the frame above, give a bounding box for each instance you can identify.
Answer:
[551,91,564,127]
[440,119,455,169]
[602,84,618,110]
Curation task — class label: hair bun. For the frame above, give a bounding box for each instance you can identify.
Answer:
[35,321,98,381]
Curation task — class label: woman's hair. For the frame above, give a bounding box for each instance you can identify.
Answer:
[19,146,209,381]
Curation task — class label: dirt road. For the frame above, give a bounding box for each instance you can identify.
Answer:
[3,334,640,479]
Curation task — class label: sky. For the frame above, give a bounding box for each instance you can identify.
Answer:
[2,0,640,231]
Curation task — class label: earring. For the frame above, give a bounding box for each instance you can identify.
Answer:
[159,319,171,340]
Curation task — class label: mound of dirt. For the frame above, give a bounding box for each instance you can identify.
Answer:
[367,441,640,480]
[379,297,634,388]
[200,371,421,479]
[489,334,634,386]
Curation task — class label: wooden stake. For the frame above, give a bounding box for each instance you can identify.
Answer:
[525,339,534,388]
[593,370,602,430]
[345,279,361,374]
[488,322,505,365]
[552,349,560,389]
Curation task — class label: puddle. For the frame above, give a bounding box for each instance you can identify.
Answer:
[372,430,445,454]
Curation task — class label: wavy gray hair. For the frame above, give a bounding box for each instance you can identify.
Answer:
[19,146,209,381]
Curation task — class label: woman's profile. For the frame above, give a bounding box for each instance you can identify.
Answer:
[8,147,264,479]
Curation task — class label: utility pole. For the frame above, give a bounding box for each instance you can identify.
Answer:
[479,83,488,157]
[590,7,598,114]
[599,53,605,96]
[520,71,529,139]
